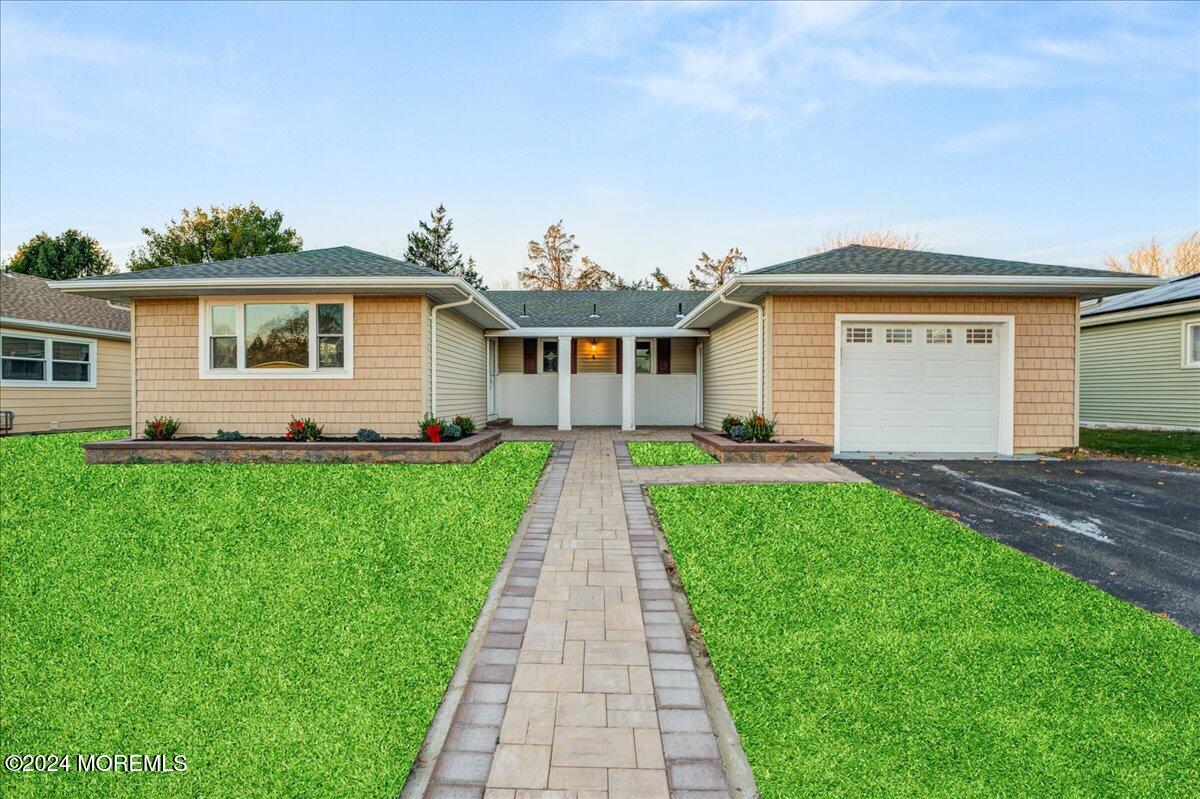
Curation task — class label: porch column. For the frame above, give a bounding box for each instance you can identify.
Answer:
[621,335,635,431]
[557,336,572,431]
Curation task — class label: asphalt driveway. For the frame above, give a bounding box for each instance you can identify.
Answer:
[848,458,1200,633]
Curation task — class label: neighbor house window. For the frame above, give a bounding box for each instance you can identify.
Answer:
[635,340,653,373]
[1186,321,1200,368]
[1,332,95,387]
[200,298,352,378]
[541,340,559,373]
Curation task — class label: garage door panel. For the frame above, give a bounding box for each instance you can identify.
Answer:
[838,322,1005,453]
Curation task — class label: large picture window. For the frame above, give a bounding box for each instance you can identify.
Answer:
[200,298,352,378]
[0,331,95,387]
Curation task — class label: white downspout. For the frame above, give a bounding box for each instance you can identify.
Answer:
[716,288,764,411]
[430,287,474,417]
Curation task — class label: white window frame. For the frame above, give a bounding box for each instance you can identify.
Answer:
[1183,320,1200,369]
[198,296,354,379]
[833,315,1016,456]
[0,328,98,388]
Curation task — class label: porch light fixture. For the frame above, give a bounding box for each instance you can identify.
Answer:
[589,338,598,360]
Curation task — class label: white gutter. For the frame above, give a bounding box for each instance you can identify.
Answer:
[0,316,131,340]
[715,285,764,412]
[1080,298,1200,327]
[430,288,475,417]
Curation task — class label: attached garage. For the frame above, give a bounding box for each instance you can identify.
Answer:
[836,317,1014,455]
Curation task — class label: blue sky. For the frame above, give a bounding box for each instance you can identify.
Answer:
[2,1,1197,285]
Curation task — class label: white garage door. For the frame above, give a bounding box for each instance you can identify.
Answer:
[839,322,1006,454]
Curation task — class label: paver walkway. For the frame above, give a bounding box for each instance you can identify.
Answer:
[419,428,862,798]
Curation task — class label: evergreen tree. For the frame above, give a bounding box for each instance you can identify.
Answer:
[404,204,487,289]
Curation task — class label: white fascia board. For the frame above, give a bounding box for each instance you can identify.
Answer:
[1080,298,1200,328]
[484,326,709,338]
[54,275,518,329]
[0,316,131,340]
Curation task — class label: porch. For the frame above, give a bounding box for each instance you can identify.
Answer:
[485,333,706,431]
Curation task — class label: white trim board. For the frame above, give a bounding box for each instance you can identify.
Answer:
[832,314,1016,456]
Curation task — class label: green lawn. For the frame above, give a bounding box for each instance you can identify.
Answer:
[626,441,716,466]
[650,482,1200,799]
[0,430,550,799]
[1076,427,1200,467]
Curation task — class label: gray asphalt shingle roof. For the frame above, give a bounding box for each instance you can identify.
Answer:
[746,245,1151,280]
[1081,273,1200,317]
[55,246,444,282]
[1,271,130,334]
[483,290,711,328]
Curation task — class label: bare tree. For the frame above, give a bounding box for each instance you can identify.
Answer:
[808,229,929,254]
[647,267,678,290]
[518,221,624,289]
[1105,231,1199,277]
[687,248,746,290]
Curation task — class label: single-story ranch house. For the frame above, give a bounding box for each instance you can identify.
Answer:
[1,270,131,434]
[56,245,1156,455]
[1080,272,1199,430]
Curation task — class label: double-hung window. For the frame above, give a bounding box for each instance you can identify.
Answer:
[0,331,96,387]
[201,298,352,378]
[634,340,653,373]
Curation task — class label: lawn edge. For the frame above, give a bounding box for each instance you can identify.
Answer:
[399,441,557,798]
[640,482,760,799]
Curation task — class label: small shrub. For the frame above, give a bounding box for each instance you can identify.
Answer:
[355,428,382,443]
[143,417,180,440]
[285,417,323,441]
[453,415,476,435]
[729,425,750,443]
[444,422,462,441]
[215,429,242,441]
[721,415,742,436]
[418,412,446,442]
[741,411,776,442]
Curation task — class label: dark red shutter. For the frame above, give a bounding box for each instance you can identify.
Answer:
[522,338,537,374]
[615,338,622,374]
[656,339,671,375]
[571,339,578,374]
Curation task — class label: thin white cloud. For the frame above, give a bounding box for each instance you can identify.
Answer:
[938,123,1031,154]
[554,2,1198,121]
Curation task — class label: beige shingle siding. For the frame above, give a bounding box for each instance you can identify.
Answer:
[702,308,762,430]
[434,308,487,421]
[1080,311,1200,428]
[1,328,131,433]
[133,296,425,437]
[770,295,1079,451]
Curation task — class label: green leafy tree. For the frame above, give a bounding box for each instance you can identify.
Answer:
[4,229,115,279]
[127,203,302,271]
[404,204,487,290]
